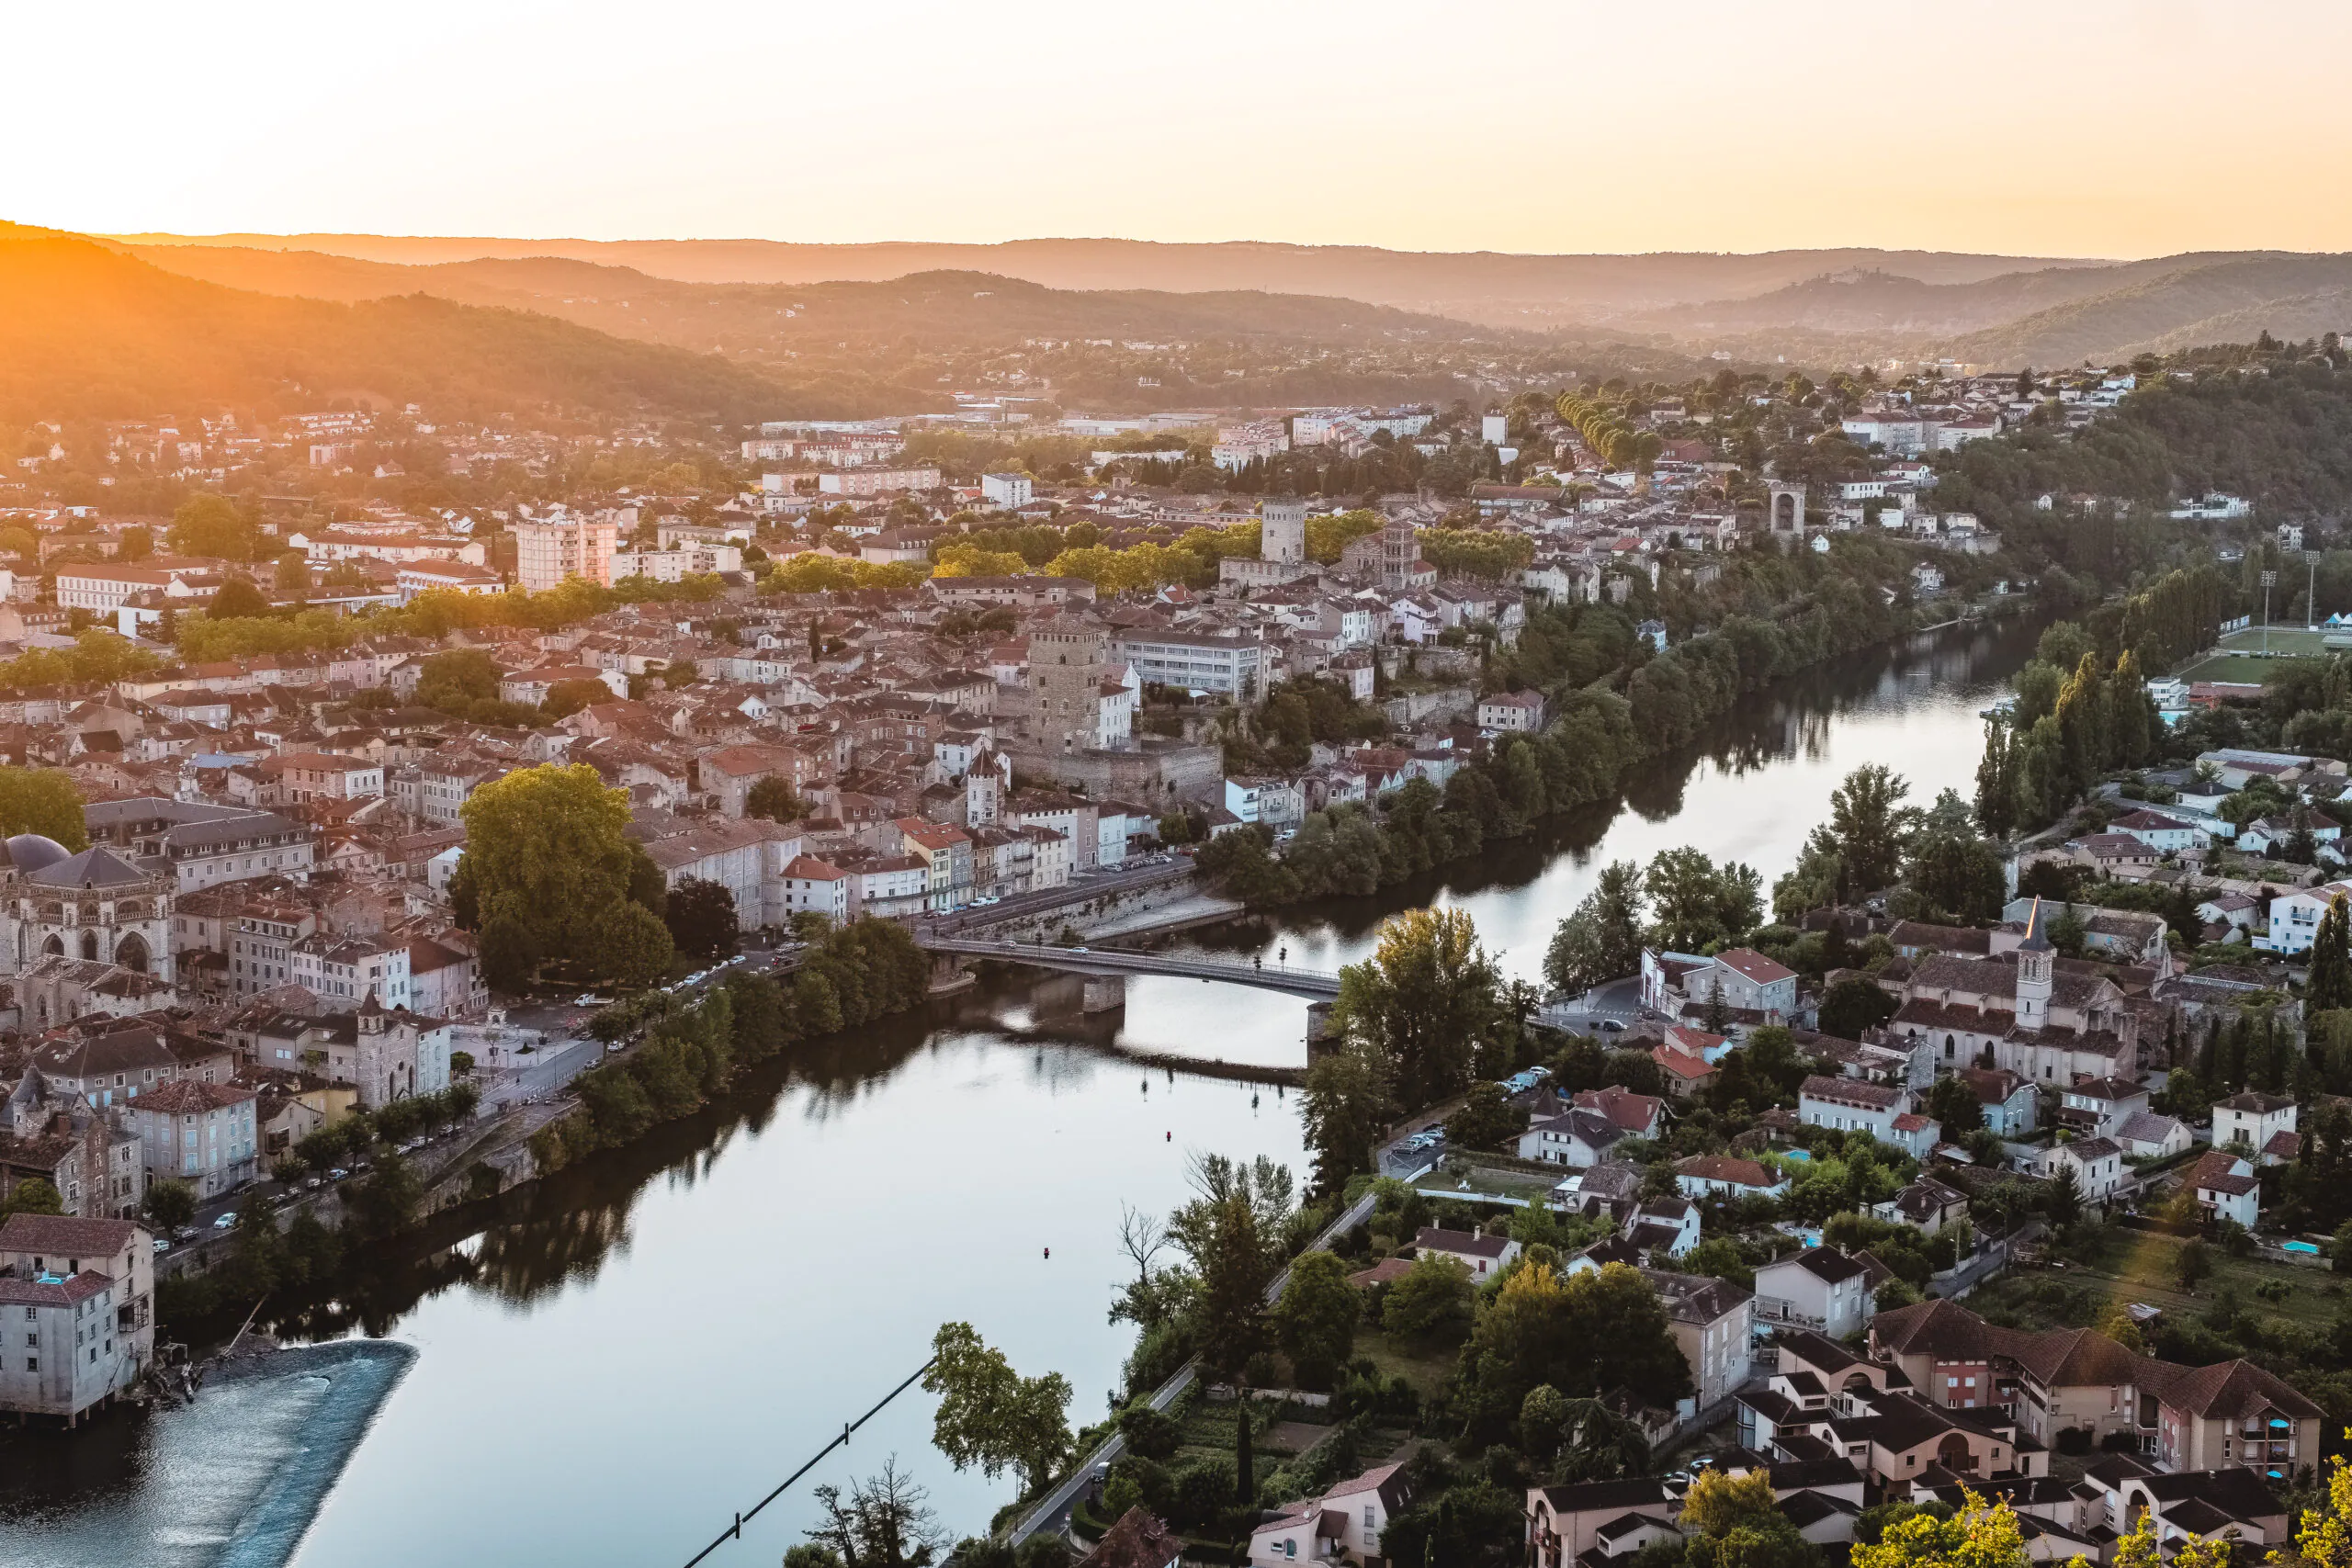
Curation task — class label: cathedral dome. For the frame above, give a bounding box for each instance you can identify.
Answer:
[3,834,70,874]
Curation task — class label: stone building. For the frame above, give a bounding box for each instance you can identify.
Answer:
[2,837,174,983]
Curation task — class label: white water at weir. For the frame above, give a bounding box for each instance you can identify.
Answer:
[7,1344,413,1568]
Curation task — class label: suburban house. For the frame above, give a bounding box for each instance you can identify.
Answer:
[2211,1091,2299,1165]
[1248,1462,1412,1568]
[2057,1077,2150,1139]
[2114,1111,2193,1162]
[1640,946,1798,1023]
[2041,1137,2123,1204]
[1797,1076,1937,1155]
[1755,1247,1875,1339]
[1412,1226,1519,1280]
[1958,1066,2038,1134]
[1517,1107,1630,1168]
[1673,1154,1789,1203]
[2188,1149,2261,1229]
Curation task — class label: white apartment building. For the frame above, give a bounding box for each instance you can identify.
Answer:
[980,472,1035,509]
[612,543,743,582]
[816,467,940,496]
[513,513,618,592]
[1111,630,1265,700]
[777,856,850,923]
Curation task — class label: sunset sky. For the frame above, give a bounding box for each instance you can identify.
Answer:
[15,0,2346,258]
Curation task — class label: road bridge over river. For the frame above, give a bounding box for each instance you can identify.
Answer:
[914,933,1342,1000]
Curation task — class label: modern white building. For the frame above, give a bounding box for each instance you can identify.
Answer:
[512,512,618,592]
[980,472,1034,509]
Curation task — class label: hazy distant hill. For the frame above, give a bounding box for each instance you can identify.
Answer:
[1942,254,2352,367]
[0,224,942,424]
[107,232,2096,324]
[112,245,1488,354]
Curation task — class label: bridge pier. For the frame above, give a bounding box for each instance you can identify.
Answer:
[1080,975,1126,1014]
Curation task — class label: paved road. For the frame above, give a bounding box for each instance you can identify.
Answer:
[926,858,1197,935]
[919,935,1342,998]
[1536,976,1646,1034]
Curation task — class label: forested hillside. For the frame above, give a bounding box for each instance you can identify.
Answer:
[0,223,926,424]
[1928,352,2352,591]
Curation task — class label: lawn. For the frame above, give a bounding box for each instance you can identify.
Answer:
[1971,1226,2344,1334]
[1350,1323,1461,1405]
[2218,625,2338,658]
[2176,652,2290,684]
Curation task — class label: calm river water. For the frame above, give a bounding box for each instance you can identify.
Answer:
[0,615,2042,1568]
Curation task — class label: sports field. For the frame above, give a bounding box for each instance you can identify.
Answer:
[2174,623,2352,682]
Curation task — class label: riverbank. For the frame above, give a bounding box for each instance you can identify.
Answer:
[1197,600,2033,913]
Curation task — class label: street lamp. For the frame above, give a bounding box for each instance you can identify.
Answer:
[2262,570,2277,654]
[2307,549,2324,631]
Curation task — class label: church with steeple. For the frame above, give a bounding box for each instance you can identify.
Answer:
[1882,897,2143,1085]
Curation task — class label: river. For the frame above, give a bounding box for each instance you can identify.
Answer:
[0,614,2041,1568]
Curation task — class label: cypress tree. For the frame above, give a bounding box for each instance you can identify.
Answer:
[2313,896,2352,1014]
[1235,1397,1254,1506]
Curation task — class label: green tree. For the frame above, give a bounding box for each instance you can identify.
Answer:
[1380,1251,1476,1340]
[1444,1081,1527,1151]
[169,492,257,559]
[416,647,503,709]
[746,774,808,823]
[1331,908,1500,1110]
[662,875,740,962]
[1272,1250,1362,1387]
[1851,1490,2030,1568]
[1301,1038,1392,1197]
[207,575,270,620]
[540,678,611,719]
[923,1323,1073,1496]
[142,1179,197,1232]
[1544,861,1644,995]
[1679,1470,1782,1539]
[1818,976,1897,1040]
[1922,1075,1985,1134]
[458,763,652,987]
[1973,720,2017,840]
[0,765,89,849]
[1645,848,1760,952]
[1829,764,1915,894]
[2312,895,2352,1013]
[1,1178,63,1218]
